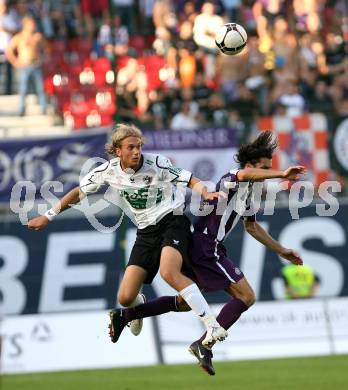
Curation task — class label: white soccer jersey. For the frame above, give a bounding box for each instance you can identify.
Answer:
[79,153,192,229]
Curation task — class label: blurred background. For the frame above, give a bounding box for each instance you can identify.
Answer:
[0,0,348,380]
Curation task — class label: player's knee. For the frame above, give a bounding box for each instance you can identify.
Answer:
[243,290,256,307]
[160,267,177,286]
[233,287,256,307]
[117,291,136,307]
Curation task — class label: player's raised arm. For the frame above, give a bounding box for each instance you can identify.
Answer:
[27,187,85,230]
[244,220,303,265]
[237,165,306,182]
[28,158,110,230]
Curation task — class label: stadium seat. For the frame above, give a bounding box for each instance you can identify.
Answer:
[129,36,146,54]
[44,76,55,95]
[64,98,90,130]
[145,35,156,49]
[49,40,66,56]
[94,57,112,73]
[116,55,130,71]
[143,55,166,91]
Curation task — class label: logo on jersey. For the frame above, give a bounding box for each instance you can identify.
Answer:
[235,267,241,275]
[129,177,135,183]
[173,239,180,245]
[143,175,152,185]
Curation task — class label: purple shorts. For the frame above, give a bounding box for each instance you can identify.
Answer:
[186,233,245,292]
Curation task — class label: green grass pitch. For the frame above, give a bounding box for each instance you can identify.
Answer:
[2,355,348,390]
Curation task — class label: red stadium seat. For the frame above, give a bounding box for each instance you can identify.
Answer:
[94,57,112,73]
[49,40,66,56]
[116,55,130,71]
[145,35,156,49]
[44,76,54,95]
[99,114,114,126]
[129,36,145,54]
[143,55,166,91]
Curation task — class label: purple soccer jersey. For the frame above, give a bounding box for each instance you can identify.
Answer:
[188,169,257,292]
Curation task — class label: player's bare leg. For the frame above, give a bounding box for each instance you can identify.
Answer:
[226,277,256,307]
[160,246,227,346]
[109,265,147,343]
[117,265,148,306]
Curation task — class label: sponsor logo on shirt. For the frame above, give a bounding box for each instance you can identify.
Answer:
[120,187,163,209]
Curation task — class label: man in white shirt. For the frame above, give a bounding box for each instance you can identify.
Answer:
[278,82,306,118]
[193,2,224,81]
[170,101,200,130]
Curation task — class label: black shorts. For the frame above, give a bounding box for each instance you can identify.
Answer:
[127,212,192,284]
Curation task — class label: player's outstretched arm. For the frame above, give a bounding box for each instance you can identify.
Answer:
[237,166,306,182]
[188,176,227,201]
[28,186,85,230]
[244,221,303,265]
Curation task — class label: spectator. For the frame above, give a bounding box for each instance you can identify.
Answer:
[191,72,210,111]
[193,1,223,82]
[218,44,249,102]
[205,92,228,126]
[178,1,197,25]
[298,33,318,70]
[221,0,242,23]
[81,0,109,38]
[299,67,318,101]
[278,82,306,117]
[47,0,82,40]
[170,101,199,130]
[229,83,260,119]
[148,89,167,129]
[227,109,246,140]
[97,14,129,59]
[153,0,176,31]
[138,0,156,36]
[178,47,196,88]
[324,32,346,75]
[6,15,47,116]
[116,57,149,115]
[282,263,320,299]
[0,0,19,95]
[177,20,197,53]
[112,0,135,33]
[308,79,335,114]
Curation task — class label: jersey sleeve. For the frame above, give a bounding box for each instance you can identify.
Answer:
[217,169,240,193]
[156,155,192,186]
[79,161,109,194]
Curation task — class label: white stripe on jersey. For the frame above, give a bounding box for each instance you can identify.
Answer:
[217,169,255,242]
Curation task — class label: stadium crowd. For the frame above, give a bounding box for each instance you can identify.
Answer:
[0,0,347,134]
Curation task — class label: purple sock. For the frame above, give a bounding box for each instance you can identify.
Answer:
[123,296,179,322]
[199,298,249,343]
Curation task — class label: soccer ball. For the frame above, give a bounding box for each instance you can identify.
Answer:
[215,23,248,55]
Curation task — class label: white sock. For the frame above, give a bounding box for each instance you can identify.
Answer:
[179,284,218,328]
[128,294,144,308]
